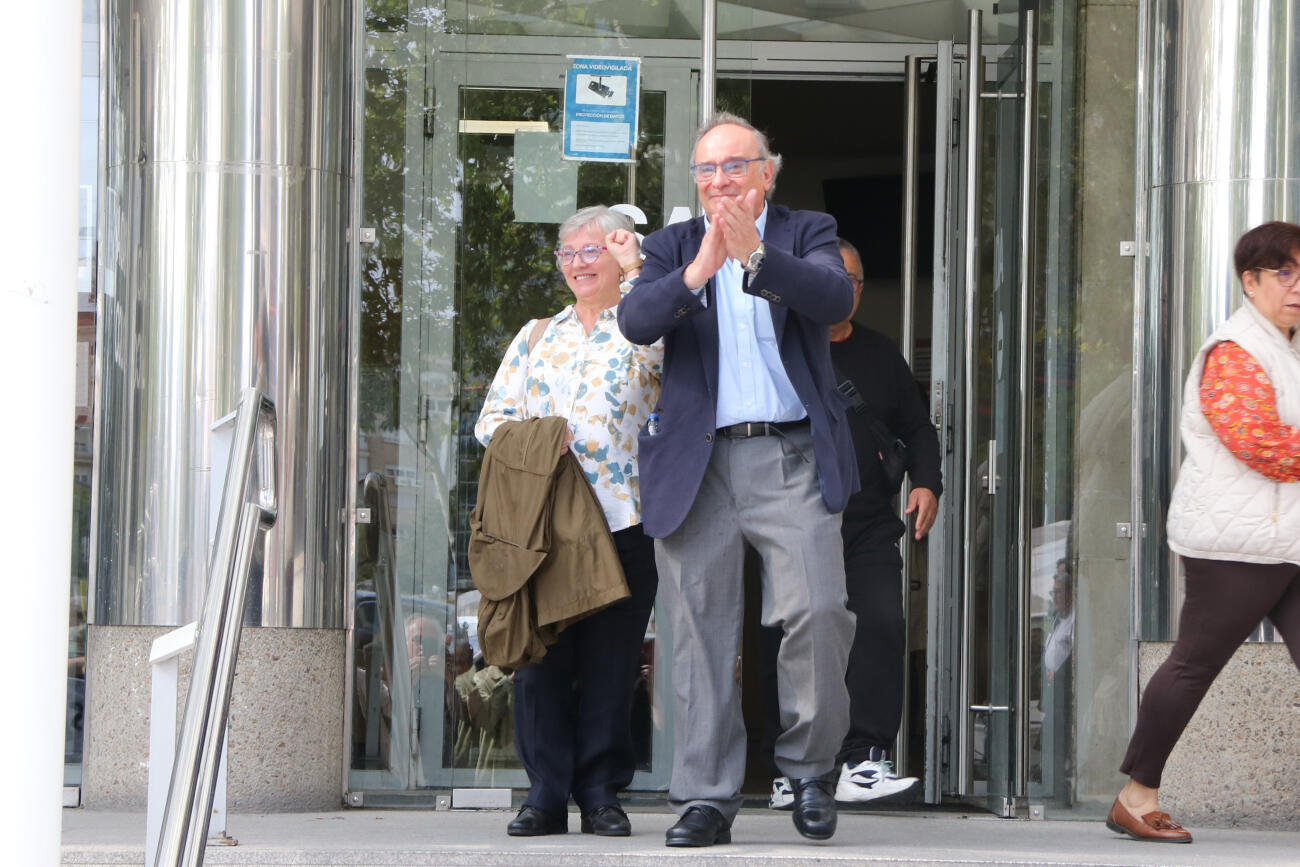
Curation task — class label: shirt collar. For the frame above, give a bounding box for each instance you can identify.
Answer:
[551,304,617,325]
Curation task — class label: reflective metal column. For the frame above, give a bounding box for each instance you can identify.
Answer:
[94,1,354,628]
[1137,0,1300,633]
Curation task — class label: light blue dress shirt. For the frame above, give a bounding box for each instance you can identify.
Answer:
[697,205,807,427]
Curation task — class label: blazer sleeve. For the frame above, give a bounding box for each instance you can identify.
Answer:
[617,224,707,346]
[744,210,853,325]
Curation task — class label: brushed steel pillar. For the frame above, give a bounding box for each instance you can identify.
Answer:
[94,1,354,628]
[1137,0,1300,631]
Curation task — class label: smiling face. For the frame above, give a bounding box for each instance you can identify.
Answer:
[557,225,621,305]
[1241,251,1300,336]
[692,123,774,220]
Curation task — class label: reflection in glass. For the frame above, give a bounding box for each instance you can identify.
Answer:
[349,27,667,787]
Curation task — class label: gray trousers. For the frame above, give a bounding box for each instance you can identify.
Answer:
[656,427,854,822]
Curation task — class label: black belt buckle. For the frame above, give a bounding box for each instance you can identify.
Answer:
[718,421,790,439]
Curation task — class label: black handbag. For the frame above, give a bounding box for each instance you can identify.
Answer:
[833,363,908,491]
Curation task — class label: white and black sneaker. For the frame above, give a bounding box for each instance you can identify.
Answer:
[768,776,794,810]
[835,751,919,803]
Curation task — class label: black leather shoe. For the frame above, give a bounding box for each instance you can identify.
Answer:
[507,804,567,836]
[665,805,731,847]
[580,804,631,836]
[791,775,837,840]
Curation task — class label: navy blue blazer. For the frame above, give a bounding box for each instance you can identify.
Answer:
[617,204,860,538]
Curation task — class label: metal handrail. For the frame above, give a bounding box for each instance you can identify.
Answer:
[153,388,277,867]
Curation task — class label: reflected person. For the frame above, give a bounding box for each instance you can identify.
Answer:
[476,205,662,837]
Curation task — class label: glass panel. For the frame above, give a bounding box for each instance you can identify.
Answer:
[350,1,686,793]
[967,7,1027,803]
[68,0,100,785]
[444,0,994,43]
[1027,1,1081,810]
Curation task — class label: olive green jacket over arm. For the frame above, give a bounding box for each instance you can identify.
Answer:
[468,416,629,669]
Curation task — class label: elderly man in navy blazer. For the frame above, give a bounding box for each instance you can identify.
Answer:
[617,112,858,847]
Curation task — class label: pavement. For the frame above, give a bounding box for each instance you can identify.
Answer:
[61,803,1300,867]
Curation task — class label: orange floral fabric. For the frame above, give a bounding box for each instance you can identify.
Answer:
[1199,341,1300,481]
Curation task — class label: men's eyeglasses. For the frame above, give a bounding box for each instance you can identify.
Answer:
[554,244,607,265]
[688,157,766,182]
[847,275,865,288]
[1256,266,1300,288]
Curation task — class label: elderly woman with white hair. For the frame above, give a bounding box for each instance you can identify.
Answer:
[475,205,663,838]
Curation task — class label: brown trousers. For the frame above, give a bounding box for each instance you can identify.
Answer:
[1120,556,1300,788]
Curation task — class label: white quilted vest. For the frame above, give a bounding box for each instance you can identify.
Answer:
[1166,299,1300,565]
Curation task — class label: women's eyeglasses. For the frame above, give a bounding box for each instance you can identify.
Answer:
[688,157,766,182]
[555,244,607,265]
[1256,267,1300,288]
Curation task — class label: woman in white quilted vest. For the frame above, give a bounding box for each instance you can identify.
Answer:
[1106,221,1300,844]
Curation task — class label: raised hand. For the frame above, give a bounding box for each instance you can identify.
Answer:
[716,189,764,263]
[606,228,642,275]
[683,217,729,290]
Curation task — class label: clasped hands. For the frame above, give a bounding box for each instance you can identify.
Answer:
[683,189,764,290]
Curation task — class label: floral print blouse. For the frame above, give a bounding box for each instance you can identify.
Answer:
[475,303,664,532]
[1199,340,1300,482]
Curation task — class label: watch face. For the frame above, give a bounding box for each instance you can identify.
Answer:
[746,247,765,272]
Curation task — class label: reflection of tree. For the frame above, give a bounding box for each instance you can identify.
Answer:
[360,65,410,433]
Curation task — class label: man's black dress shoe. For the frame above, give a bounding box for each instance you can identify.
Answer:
[506,804,567,836]
[580,804,631,836]
[791,776,837,840]
[664,805,731,847]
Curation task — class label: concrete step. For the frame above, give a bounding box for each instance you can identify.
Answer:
[61,807,1300,867]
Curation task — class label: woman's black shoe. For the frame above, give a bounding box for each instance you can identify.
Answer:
[664,805,731,847]
[506,805,567,836]
[580,804,631,836]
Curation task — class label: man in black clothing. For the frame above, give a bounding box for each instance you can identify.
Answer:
[766,237,942,807]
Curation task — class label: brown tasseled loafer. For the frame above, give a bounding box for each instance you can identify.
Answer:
[1105,798,1192,843]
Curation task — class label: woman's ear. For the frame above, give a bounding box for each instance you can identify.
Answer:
[1241,269,1259,296]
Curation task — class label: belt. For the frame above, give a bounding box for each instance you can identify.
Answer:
[715,419,810,439]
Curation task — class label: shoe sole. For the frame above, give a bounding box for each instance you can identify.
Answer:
[1105,818,1192,843]
[794,823,835,841]
[665,829,732,847]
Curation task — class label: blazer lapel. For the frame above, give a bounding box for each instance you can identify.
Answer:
[682,219,720,400]
[763,206,791,344]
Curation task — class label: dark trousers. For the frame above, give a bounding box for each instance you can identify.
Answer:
[1120,556,1300,788]
[761,523,905,770]
[512,523,658,814]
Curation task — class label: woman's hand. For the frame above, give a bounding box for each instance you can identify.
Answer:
[606,228,642,277]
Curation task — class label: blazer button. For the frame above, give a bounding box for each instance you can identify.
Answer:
[704,432,714,443]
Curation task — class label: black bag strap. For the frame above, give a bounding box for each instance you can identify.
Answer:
[833,361,905,448]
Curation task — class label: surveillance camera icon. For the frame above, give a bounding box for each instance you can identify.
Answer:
[587,79,615,99]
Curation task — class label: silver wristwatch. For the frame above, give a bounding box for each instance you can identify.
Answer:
[743,242,766,275]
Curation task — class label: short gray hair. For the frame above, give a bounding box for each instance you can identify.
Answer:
[692,112,783,197]
[837,237,862,263]
[557,205,635,245]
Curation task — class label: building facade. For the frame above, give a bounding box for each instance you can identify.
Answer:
[66,0,1299,829]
